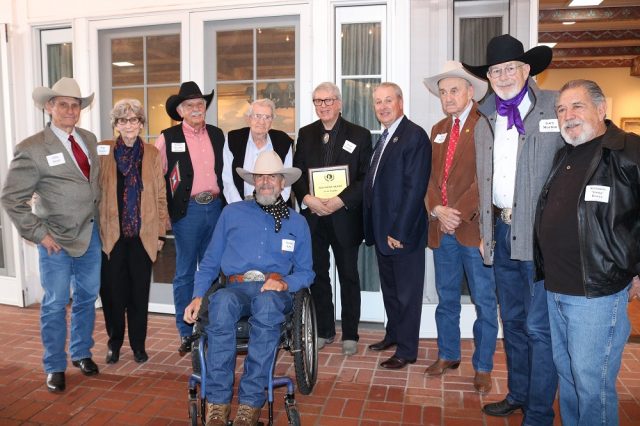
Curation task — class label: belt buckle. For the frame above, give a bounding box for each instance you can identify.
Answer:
[194,191,214,204]
[500,208,512,225]
[243,270,265,282]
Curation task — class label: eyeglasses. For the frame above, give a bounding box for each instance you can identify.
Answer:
[312,98,337,106]
[250,113,273,121]
[487,63,525,79]
[181,100,206,110]
[115,117,141,125]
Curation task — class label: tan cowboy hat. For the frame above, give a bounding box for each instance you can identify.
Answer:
[32,77,94,109]
[423,61,488,101]
[236,151,302,186]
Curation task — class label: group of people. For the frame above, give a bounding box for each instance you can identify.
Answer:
[1,31,639,426]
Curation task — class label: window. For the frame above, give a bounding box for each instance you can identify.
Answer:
[454,0,509,65]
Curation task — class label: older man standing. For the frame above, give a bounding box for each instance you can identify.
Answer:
[223,98,293,203]
[423,61,497,393]
[535,79,640,425]
[463,35,563,423]
[155,81,225,355]
[363,82,430,369]
[1,77,101,392]
[292,82,372,355]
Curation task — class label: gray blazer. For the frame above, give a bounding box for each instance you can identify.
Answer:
[1,126,101,257]
[475,78,564,264]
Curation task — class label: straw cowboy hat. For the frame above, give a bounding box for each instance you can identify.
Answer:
[236,150,302,186]
[165,81,214,121]
[32,77,94,109]
[463,34,553,79]
[423,60,488,101]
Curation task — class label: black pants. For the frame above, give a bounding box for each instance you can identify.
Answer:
[310,217,361,341]
[100,237,152,352]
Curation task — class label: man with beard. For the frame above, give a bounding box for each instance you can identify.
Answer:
[463,35,564,423]
[535,79,640,425]
[183,151,314,426]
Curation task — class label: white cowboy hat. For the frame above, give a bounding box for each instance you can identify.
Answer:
[236,150,302,186]
[423,60,488,101]
[32,77,95,109]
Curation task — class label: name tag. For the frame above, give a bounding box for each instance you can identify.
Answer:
[342,140,356,153]
[539,119,559,132]
[434,133,447,144]
[97,145,110,156]
[584,185,610,203]
[46,152,65,167]
[171,142,186,152]
[281,239,295,252]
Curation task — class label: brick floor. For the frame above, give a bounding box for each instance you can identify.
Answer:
[0,303,638,425]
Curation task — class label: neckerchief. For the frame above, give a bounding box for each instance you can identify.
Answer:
[256,194,289,233]
[495,80,528,135]
[114,136,144,237]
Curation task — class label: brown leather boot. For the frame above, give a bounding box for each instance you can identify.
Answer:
[424,358,461,376]
[205,403,230,426]
[233,404,261,426]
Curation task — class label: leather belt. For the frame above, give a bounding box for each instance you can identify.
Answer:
[493,205,512,225]
[191,191,218,204]
[227,271,282,283]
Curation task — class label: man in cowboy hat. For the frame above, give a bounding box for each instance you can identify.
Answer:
[423,61,497,393]
[1,77,101,392]
[183,150,314,426]
[463,35,563,422]
[155,81,226,355]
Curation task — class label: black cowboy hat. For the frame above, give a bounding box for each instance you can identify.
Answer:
[463,34,553,79]
[165,81,214,121]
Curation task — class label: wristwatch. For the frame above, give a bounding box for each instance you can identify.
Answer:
[430,209,438,219]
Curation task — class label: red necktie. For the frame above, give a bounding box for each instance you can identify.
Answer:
[68,134,90,180]
[441,117,460,206]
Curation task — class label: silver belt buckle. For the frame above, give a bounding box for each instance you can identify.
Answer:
[243,270,265,282]
[194,191,214,204]
[500,208,513,225]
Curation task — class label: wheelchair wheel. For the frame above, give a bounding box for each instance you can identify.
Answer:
[188,400,198,426]
[286,406,301,426]
[292,288,317,395]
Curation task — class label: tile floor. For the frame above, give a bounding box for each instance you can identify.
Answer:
[0,303,639,425]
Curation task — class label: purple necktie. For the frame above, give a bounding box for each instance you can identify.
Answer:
[495,81,528,135]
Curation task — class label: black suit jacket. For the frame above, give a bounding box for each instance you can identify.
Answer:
[293,116,372,246]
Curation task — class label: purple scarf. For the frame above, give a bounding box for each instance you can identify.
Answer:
[114,137,144,238]
[495,81,528,135]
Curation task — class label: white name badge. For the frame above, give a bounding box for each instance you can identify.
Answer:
[584,185,610,203]
[171,142,186,152]
[434,133,447,144]
[539,119,559,133]
[342,140,356,153]
[281,239,295,252]
[46,152,66,167]
[97,145,110,156]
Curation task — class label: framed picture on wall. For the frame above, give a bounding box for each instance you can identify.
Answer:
[620,117,640,135]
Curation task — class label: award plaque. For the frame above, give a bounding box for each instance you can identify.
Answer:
[308,165,349,198]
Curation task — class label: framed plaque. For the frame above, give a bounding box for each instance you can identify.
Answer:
[308,165,349,198]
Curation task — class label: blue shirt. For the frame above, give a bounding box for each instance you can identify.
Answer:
[193,200,315,297]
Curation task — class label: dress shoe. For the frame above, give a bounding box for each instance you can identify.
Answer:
[178,336,192,357]
[105,348,120,364]
[205,402,230,426]
[368,339,397,352]
[342,340,357,356]
[380,355,416,369]
[133,350,149,363]
[474,371,492,393]
[72,358,99,376]
[482,398,523,417]
[424,358,461,376]
[45,372,65,393]
[317,335,335,350]
[233,403,261,426]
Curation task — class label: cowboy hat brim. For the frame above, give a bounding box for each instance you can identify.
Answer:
[423,67,488,101]
[32,88,94,110]
[165,90,214,122]
[236,166,302,187]
[463,45,553,79]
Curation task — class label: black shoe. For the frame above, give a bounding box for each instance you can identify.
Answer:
[368,339,397,352]
[46,372,65,393]
[178,336,192,357]
[133,350,149,363]
[482,398,523,417]
[105,348,120,364]
[72,358,99,376]
[379,355,416,369]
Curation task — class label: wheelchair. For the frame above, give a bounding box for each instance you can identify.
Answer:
[187,281,318,426]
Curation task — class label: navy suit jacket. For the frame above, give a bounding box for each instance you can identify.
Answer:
[363,116,431,255]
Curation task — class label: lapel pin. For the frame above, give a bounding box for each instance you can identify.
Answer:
[392,136,398,143]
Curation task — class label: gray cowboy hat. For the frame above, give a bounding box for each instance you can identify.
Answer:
[165,81,214,121]
[237,151,301,186]
[32,77,94,109]
[423,60,488,101]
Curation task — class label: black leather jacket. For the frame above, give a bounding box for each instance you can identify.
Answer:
[534,121,640,298]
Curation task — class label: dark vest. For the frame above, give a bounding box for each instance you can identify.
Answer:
[162,123,225,221]
[227,127,292,198]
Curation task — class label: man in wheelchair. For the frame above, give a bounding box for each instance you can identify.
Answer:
[184,151,314,426]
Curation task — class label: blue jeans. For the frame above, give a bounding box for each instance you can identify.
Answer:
[172,199,222,337]
[433,234,498,372]
[547,288,630,426]
[205,282,293,408]
[37,223,101,373]
[493,218,557,425]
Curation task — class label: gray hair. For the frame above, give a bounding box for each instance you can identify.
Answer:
[246,98,277,118]
[110,98,146,127]
[373,82,403,100]
[559,79,606,107]
[313,82,342,102]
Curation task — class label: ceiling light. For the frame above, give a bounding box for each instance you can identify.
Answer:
[539,43,557,48]
[562,21,576,25]
[568,0,603,6]
[112,61,134,67]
